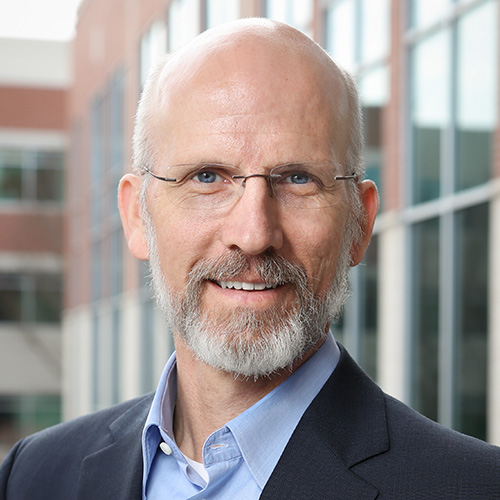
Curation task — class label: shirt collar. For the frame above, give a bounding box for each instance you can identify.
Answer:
[141,350,178,494]
[142,332,340,490]
[226,333,339,488]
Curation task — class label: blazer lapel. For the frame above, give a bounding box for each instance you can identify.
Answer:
[261,345,389,500]
[76,395,152,500]
[260,424,379,500]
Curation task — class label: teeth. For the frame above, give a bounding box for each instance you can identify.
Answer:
[218,281,278,290]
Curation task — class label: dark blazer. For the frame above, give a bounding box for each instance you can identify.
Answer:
[1,346,499,499]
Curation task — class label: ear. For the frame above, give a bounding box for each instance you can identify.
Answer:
[118,174,150,260]
[350,179,379,267]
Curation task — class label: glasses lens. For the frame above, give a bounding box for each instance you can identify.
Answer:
[270,163,342,209]
[162,164,240,209]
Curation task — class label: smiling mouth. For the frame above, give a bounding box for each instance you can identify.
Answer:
[215,280,281,291]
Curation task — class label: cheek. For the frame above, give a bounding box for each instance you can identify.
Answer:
[284,214,346,291]
[152,209,221,290]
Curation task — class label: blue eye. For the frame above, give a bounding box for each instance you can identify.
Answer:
[288,173,309,184]
[195,171,218,183]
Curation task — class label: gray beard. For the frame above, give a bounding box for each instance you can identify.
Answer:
[144,215,352,379]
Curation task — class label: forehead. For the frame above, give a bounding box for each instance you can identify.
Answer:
[149,29,350,166]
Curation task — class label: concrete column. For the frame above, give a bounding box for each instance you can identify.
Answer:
[120,292,142,401]
[377,214,409,403]
[62,306,93,421]
[488,180,500,445]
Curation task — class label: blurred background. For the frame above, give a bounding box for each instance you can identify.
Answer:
[0,0,499,461]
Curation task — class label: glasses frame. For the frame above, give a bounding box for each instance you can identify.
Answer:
[142,163,358,209]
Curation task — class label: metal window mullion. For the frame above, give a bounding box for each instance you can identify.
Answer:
[404,13,416,404]
[21,274,35,323]
[404,222,415,404]
[438,210,455,428]
[437,19,458,429]
[22,150,35,202]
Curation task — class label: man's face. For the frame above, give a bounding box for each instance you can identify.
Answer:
[128,33,371,377]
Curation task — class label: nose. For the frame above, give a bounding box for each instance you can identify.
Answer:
[221,176,284,255]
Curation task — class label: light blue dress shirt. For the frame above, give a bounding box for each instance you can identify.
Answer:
[142,332,340,499]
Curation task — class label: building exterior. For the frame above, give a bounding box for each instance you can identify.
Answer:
[0,38,69,459]
[63,0,500,445]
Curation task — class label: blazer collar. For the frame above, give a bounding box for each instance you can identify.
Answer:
[261,345,389,500]
[76,394,153,500]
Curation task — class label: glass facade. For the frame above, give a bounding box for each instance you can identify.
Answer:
[322,0,496,441]
[407,0,496,440]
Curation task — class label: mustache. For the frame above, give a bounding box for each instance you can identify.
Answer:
[185,250,309,292]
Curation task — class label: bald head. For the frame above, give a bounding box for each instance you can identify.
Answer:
[133,18,363,180]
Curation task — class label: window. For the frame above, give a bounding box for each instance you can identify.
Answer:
[90,68,126,303]
[168,0,200,52]
[265,0,313,36]
[324,0,390,71]
[0,149,64,203]
[455,1,497,191]
[0,273,62,323]
[331,236,379,379]
[454,204,488,439]
[410,0,452,29]
[0,395,61,452]
[410,29,451,204]
[360,66,389,204]
[323,0,390,202]
[356,236,379,380]
[410,0,497,202]
[204,0,240,28]
[139,21,167,90]
[411,218,440,422]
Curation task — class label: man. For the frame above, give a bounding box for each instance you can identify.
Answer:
[1,18,499,500]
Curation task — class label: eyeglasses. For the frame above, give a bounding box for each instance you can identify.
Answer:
[142,162,357,210]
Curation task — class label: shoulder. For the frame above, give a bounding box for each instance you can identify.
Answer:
[383,392,500,456]
[13,392,152,454]
[357,394,500,497]
[306,346,500,497]
[0,393,153,499]
[387,393,500,469]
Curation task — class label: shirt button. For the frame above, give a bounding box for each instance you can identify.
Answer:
[159,442,172,455]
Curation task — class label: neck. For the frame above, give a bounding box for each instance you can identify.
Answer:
[172,335,321,462]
